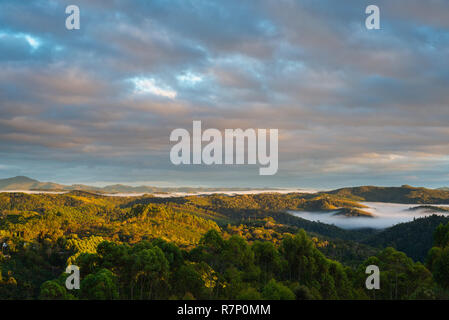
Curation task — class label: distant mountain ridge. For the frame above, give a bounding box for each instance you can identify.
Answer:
[0,176,65,191]
[3,177,449,202]
[324,185,449,204]
[0,176,276,194]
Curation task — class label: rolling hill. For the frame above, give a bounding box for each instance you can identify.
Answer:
[0,176,268,194]
[363,215,449,261]
[0,176,65,190]
[324,185,449,204]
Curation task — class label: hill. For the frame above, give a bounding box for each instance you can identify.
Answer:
[0,176,269,194]
[1,190,447,300]
[325,185,449,204]
[0,191,219,246]
[3,177,449,206]
[333,207,373,218]
[363,215,449,261]
[0,176,65,191]
[407,205,449,213]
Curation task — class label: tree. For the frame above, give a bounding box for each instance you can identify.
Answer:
[39,280,69,300]
[130,246,169,299]
[152,239,184,270]
[252,241,281,282]
[222,236,254,271]
[80,268,119,300]
[236,287,262,300]
[293,285,314,300]
[359,247,433,300]
[280,230,328,289]
[262,279,295,300]
[200,230,225,253]
[430,247,449,289]
[434,223,449,248]
[172,264,204,299]
[428,222,449,290]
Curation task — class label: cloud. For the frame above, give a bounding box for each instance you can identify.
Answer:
[0,0,448,188]
[177,72,203,86]
[129,77,177,99]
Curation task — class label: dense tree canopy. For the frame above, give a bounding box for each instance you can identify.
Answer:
[0,191,448,300]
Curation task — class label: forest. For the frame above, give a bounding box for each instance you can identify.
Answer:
[0,188,449,300]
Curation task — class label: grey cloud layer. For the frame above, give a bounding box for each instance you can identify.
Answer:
[0,0,449,187]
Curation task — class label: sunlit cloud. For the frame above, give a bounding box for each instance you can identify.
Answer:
[129,77,177,99]
[24,35,40,49]
[177,72,203,86]
[0,31,41,50]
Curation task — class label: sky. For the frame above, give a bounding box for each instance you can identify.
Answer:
[0,0,449,188]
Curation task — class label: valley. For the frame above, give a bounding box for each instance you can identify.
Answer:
[1,182,449,300]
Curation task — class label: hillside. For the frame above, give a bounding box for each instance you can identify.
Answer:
[0,176,65,191]
[0,191,219,246]
[3,177,449,206]
[177,193,366,215]
[363,215,449,261]
[333,207,373,218]
[1,190,449,300]
[407,205,449,213]
[325,185,449,204]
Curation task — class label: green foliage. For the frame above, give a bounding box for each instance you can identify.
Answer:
[33,229,376,300]
[434,222,449,248]
[262,279,295,300]
[326,185,449,204]
[357,247,433,299]
[427,222,449,291]
[172,264,205,299]
[252,241,282,282]
[236,287,262,300]
[1,191,448,300]
[39,280,69,300]
[0,193,220,247]
[80,268,119,300]
[364,215,449,262]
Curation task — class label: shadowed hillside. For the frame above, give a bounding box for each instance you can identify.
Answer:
[363,215,449,261]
